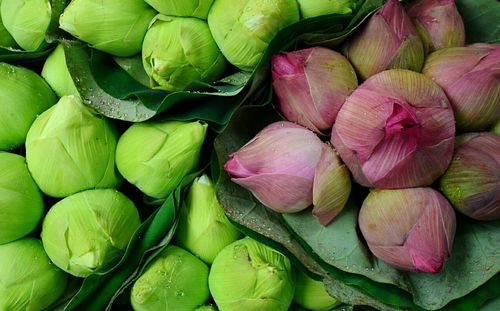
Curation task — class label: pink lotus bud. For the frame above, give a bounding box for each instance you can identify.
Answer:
[406,0,465,53]
[312,143,351,226]
[224,121,324,213]
[343,0,424,80]
[422,44,500,131]
[440,132,500,220]
[331,69,455,188]
[272,47,358,133]
[359,187,456,273]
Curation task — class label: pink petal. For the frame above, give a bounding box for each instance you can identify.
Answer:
[231,173,313,213]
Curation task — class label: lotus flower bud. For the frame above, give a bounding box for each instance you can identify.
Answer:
[175,174,241,264]
[297,0,362,18]
[144,0,214,19]
[331,69,455,188]
[59,0,156,57]
[0,238,68,310]
[422,44,500,131]
[116,121,207,199]
[272,47,358,133]
[131,245,210,311]
[406,0,465,53]
[359,188,456,273]
[0,0,17,48]
[208,0,299,71]
[26,95,122,198]
[293,270,341,311]
[41,44,79,98]
[0,0,53,51]
[142,16,226,91]
[0,153,43,245]
[0,63,57,151]
[343,0,424,80]
[224,121,324,213]
[41,189,141,277]
[439,132,500,220]
[209,237,295,311]
[312,144,351,225]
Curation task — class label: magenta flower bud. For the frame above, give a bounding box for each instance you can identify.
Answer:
[224,121,324,213]
[423,44,500,131]
[331,69,455,188]
[406,0,465,53]
[343,0,424,80]
[440,132,500,220]
[359,187,456,273]
[272,47,358,134]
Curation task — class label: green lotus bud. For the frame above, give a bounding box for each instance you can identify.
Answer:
[175,174,241,264]
[59,0,156,57]
[41,189,141,277]
[0,62,57,151]
[208,0,300,71]
[0,238,68,310]
[209,237,295,311]
[293,270,341,311]
[116,120,207,199]
[297,0,362,18]
[0,0,51,51]
[0,0,18,48]
[25,95,122,198]
[41,43,79,98]
[142,16,226,91]
[131,245,210,311]
[0,153,43,245]
[439,132,500,220]
[492,119,500,135]
[145,0,214,19]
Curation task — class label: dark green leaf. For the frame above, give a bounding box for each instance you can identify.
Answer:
[456,0,500,44]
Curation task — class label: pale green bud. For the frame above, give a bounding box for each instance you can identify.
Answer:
[59,0,156,57]
[41,43,79,98]
[0,62,57,151]
[25,95,122,198]
[298,0,362,18]
[209,237,295,311]
[0,238,68,310]
[142,16,226,91]
[41,189,141,277]
[208,0,300,71]
[116,120,207,199]
[0,0,18,48]
[0,153,44,245]
[0,0,51,51]
[175,174,241,264]
[293,270,341,311]
[145,0,214,19]
[131,245,210,311]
